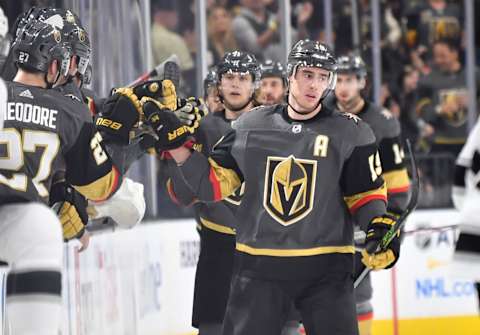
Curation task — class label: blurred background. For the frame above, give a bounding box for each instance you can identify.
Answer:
[0,0,478,218]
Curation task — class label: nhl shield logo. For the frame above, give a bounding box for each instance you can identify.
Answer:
[263,155,317,226]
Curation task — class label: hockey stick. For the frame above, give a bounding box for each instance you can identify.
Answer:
[127,54,180,88]
[354,139,420,288]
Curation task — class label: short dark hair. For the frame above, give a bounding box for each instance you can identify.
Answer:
[433,38,460,52]
[151,0,176,12]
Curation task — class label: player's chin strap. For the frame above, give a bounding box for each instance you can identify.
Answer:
[44,70,62,89]
[287,90,325,115]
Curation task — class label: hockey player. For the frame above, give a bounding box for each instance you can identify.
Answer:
[203,68,224,114]
[331,54,410,335]
[0,20,140,335]
[257,59,287,105]
[142,39,401,335]
[12,7,147,248]
[166,51,259,335]
[451,118,480,308]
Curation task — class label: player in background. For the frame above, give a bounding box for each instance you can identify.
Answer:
[330,54,410,335]
[0,20,141,335]
[142,39,401,335]
[165,51,260,335]
[451,118,480,311]
[257,59,287,106]
[203,68,224,114]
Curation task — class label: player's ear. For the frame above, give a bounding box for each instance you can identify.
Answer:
[46,60,59,83]
[68,56,78,76]
[358,77,366,90]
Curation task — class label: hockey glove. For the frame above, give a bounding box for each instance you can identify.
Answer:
[133,79,177,111]
[175,97,208,132]
[95,87,141,144]
[50,181,89,241]
[141,96,190,151]
[361,214,400,270]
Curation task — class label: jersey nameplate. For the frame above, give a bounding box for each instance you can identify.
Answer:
[6,102,58,129]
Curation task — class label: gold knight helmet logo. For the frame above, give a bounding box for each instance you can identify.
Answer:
[264,155,317,226]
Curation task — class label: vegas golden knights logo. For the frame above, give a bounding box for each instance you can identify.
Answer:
[225,182,245,206]
[264,155,317,226]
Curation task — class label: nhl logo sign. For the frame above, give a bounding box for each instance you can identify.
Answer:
[263,155,317,226]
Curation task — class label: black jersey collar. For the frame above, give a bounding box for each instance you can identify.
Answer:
[280,103,334,124]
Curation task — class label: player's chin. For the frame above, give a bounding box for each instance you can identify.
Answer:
[299,100,320,112]
[228,99,249,110]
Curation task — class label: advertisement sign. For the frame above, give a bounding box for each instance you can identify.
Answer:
[62,220,199,335]
[371,210,480,335]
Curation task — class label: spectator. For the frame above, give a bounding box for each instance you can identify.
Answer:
[231,0,281,62]
[207,5,238,66]
[406,0,463,74]
[151,0,194,72]
[415,39,479,157]
[396,65,424,147]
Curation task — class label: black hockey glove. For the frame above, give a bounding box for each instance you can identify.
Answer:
[141,97,190,151]
[133,79,177,111]
[361,214,400,270]
[95,87,141,145]
[175,97,208,132]
[50,181,89,241]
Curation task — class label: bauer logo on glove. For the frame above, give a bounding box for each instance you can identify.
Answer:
[141,96,191,151]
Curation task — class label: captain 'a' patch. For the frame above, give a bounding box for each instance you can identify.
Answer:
[263,155,317,226]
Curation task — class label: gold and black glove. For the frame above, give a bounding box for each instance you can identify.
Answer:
[50,181,89,241]
[175,97,208,132]
[141,97,190,151]
[95,87,141,144]
[133,79,177,111]
[361,214,400,270]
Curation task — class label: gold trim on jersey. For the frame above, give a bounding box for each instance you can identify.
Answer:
[415,98,431,115]
[433,136,466,145]
[344,182,387,213]
[263,155,317,226]
[208,158,242,200]
[236,243,355,257]
[74,167,119,201]
[200,217,236,235]
[383,169,410,193]
[224,182,245,206]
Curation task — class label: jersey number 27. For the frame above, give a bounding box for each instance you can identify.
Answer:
[0,129,60,197]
